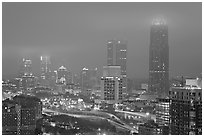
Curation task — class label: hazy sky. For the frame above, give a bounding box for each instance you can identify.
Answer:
[2,2,202,79]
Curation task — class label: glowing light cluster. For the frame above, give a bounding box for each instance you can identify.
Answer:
[152,17,167,25]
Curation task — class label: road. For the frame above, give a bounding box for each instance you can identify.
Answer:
[115,110,156,120]
[42,108,137,133]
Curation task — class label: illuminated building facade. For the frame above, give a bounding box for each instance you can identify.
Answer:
[169,83,202,135]
[155,98,170,134]
[149,18,169,96]
[101,66,123,104]
[107,40,127,94]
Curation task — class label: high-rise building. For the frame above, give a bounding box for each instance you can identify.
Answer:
[101,66,123,104]
[149,17,169,96]
[18,58,35,90]
[19,58,33,77]
[169,78,202,135]
[2,95,42,135]
[40,56,51,80]
[57,66,72,85]
[155,97,170,135]
[89,68,99,90]
[2,99,20,135]
[107,40,127,94]
[80,67,90,92]
[73,74,80,89]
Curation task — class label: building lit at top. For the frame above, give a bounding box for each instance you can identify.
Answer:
[149,17,169,97]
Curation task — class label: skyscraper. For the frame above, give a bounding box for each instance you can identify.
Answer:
[80,67,90,92]
[40,56,51,80]
[149,17,169,96]
[107,40,127,94]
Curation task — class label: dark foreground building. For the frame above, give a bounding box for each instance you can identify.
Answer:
[2,95,42,135]
[169,84,202,135]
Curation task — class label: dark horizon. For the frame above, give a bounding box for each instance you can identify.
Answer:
[2,2,202,79]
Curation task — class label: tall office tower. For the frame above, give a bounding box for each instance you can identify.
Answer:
[2,95,42,135]
[101,66,123,104]
[40,56,51,80]
[107,40,127,94]
[169,78,202,135]
[149,17,169,96]
[80,67,90,92]
[19,58,33,77]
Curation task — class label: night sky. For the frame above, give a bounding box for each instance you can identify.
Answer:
[2,2,202,79]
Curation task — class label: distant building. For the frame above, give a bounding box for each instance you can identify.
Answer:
[107,40,127,94]
[101,66,123,104]
[57,66,72,85]
[169,78,202,135]
[21,75,36,90]
[89,68,99,90]
[2,95,42,135]
[80,67,90,92]
[2,78,21,93]
[18,58,36,90]
[40,56,52,80]
[73,74,80,89]
[80,67,99,92]
[19,58,33,77]
[149,17,169,96]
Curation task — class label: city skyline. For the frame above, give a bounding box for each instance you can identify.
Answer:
[2,2,202,79]
[2,2,202,135]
